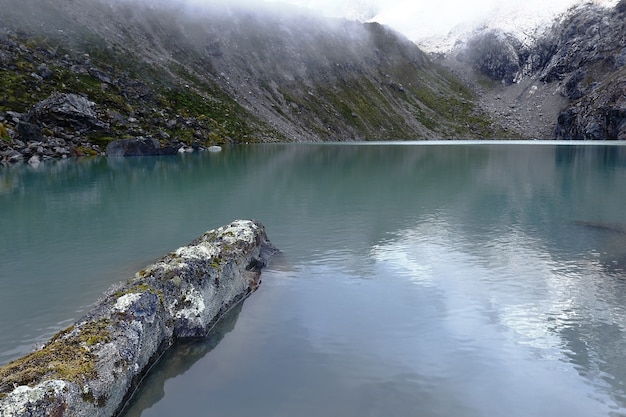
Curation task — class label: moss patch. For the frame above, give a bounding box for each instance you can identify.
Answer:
[116,281,164,305]
[0,319,110,395]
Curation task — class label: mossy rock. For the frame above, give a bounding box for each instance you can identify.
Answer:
[0,320,110,394]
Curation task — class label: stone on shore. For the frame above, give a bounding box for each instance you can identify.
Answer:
[0,220,278,417]
[105,137,185,157]
[26,93,107,133]
[105,137,161,157]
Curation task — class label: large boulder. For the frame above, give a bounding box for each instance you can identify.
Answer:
[16,122,43,142]
[0,220,278,417]
[106,138,185,156]
[105,137,161,156]
[25,92,108,133]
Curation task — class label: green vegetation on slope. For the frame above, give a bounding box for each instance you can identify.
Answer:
[1,2,512,151]
[0,30,274,149]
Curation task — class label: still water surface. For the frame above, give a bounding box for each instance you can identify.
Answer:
[1,143,626,416]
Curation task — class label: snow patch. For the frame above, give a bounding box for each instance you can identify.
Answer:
[415,0,620,53]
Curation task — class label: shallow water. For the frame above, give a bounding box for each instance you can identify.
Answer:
[1,143,626,416]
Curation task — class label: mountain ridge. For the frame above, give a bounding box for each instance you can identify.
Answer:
[0,0,512,163]
[442,0,626,140]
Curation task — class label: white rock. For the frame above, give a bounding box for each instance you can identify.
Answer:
[28,155,40,166]
[114,293,143,312]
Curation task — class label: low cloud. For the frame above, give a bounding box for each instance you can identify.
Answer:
[129,0,620,44]
[270,0,620,41]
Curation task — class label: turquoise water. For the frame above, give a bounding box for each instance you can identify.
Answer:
[1,143,626,416]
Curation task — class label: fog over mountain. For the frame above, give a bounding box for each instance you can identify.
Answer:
[0,0,625,162]
[109,0,621,46]
[268,0,619,49]
[0,0,514,162]
[441,0,626,139]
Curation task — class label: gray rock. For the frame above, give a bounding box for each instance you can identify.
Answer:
[88,68,112,84]
[53,146,70,156]
[615,48,626,67]
[17,121,43,142]
[0,220,278,417]
[3,150,24,163]
[27,93,108,132]
[463,29,524,85]
[555,76,626,140]
[520,2,626,139]
[5,111,22,124]
[159,141,182,155]
[105,137,160,157]
[37,64,53,80]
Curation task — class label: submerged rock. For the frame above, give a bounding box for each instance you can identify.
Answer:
[105,137,186,157]
[0,220,278,417]
[105,137,160,157]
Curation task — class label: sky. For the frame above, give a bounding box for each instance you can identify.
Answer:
[179,0,620,50]
[268,0,620,46]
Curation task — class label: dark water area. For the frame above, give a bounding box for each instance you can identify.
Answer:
[1,142,626,416]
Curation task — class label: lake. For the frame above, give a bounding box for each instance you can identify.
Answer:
[1,142,626,416]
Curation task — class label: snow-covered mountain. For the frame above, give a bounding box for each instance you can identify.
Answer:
[276,0,619,54]
[415,0,620,53]
[437,0,626,140]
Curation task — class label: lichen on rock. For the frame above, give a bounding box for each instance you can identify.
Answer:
[113,293,143,313]
[216,219,261,245]
[0,219,277,417]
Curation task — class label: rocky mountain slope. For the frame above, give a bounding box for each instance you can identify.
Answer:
[0,0,512,163]
[447,0,626,140]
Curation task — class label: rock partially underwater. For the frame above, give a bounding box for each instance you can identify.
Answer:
[0,220,277,417]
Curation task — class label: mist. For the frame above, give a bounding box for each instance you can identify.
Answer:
[181,0,619,44]
[289,0,622,41]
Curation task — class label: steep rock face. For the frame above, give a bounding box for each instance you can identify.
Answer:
[541,2,626,139]
[460,29,525,85]
[0,220,277,417]
[456,1,626,139]
[0,0,508,151]
[532,3,625,86]
[555,73,626,140]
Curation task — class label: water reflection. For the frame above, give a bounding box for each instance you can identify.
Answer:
[2,143,626,416]
[127,218,625,416]
[121,301,245,417]
[372,215,626,415]
[574,221,626,276]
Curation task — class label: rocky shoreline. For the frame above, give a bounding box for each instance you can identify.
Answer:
[0,220,277,417]
[0,92,214,165]
[0,25,249,166]
[0,94,105,164]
